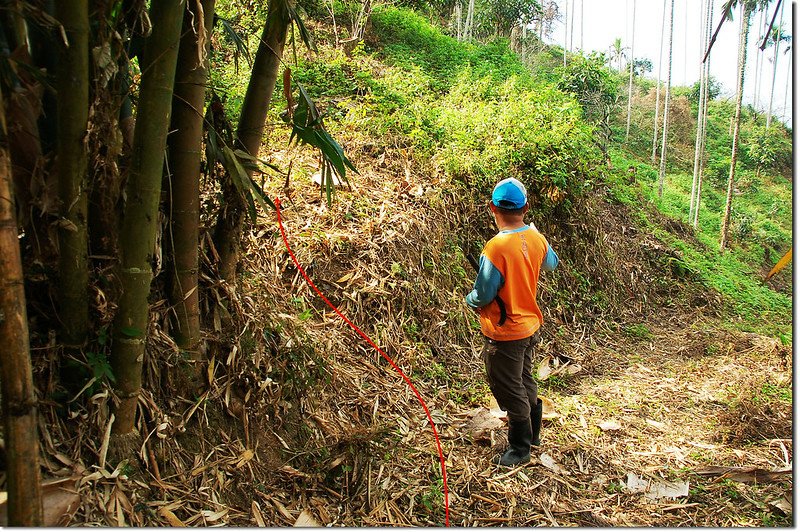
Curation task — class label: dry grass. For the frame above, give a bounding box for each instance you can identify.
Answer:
[18,128,792,527]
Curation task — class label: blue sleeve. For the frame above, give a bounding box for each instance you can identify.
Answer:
[542,244,558,271]
[466,255,504,308]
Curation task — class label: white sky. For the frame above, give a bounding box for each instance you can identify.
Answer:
[544,0,794,128]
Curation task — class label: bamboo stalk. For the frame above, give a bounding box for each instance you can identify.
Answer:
[166,0,215,369]
[0,83,43,525]
[111,0,187,437]
[55,0,90,346]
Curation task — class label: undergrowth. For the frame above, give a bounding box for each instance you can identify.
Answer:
[607,150,791,339]
[213,2,791,342]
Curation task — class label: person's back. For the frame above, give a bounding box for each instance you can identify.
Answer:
[466,177,558,467]
[474,225,552,341]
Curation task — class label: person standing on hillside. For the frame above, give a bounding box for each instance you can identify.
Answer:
[466,177,559,467]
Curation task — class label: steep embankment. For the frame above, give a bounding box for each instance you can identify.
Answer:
[54,6,791,526]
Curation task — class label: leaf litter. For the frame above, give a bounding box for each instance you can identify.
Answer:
[16,111,792,527]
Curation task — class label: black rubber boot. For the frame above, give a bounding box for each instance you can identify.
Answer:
[531,398,543,446]
[496,419,532,466]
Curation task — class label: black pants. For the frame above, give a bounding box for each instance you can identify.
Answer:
[481,334,538,422]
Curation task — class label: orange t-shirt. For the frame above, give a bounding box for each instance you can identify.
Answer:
[466,225,557,341]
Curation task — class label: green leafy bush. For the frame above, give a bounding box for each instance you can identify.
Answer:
[436,73,600,210]
[370,6,471,91]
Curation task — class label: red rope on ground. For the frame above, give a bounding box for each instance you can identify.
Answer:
[274,197,450,526]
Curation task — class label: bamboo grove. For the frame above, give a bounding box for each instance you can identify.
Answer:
[0,0,359,523]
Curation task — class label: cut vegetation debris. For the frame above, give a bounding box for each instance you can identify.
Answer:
[4,0,791,528]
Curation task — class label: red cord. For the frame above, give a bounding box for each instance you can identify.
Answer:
[275,197,450,526]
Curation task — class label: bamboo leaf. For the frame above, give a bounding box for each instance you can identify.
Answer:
[207,126,222,164]
[216,16,252,66]
[283,67,294,116]
[287,4,316,52]
[221,145,257,221]
[232,149,283,173]
[247,174,276,211]
[324,162,332,206]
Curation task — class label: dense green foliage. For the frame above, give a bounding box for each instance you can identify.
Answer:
[212,1,791,337]
[369,7,531,90]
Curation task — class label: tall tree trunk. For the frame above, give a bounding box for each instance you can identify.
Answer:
[720,2,752,251]
[625,0,636,142]
[0,84,43,527]
[454,1,462,41]
[693,0,713,230]
[781,46,789,122]
[110,0,186,440]
[464,0,474,40]
[657,0,674,197]
[55,0,89,347]
[579,0,583,49]
[752,6,765,110]
[213,0,290,283]
[765,2,784,129]
[538,6,544,42]
[651,0,667,164]
[690,0,711,219]
[682,0,687,82]
[562,0,568,66]
[166,0,214,378]
[569,0,574,52]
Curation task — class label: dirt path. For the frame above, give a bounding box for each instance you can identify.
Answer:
[444,313,792,526]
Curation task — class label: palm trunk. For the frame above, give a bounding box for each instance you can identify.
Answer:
[214,0,290,283]
[454,2,462,41]
[562,0,568,66]
[651,0,667,164]
[0,84,43,527]
[765,5,783,130]
[752,7,765,110]
[720,2,752,251]
[569,0,574,52]
[682,0,687,82]
[782,48,789,122]
[690,0,711,219]
[693,0,713,230]
[55,0,89,347]
[111,0,186,438]
[464,0,474,40]
[766,39,778,128]
[166,0,214,370]
[625,0,636,142]
[657,0,674,197]
[538,9,544,42]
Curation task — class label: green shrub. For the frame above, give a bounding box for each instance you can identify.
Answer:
[370,6,471,91]
[435,73,600,211]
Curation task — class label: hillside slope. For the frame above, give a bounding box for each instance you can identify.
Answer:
[45,6,791,527]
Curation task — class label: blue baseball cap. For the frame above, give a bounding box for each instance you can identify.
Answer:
[491,178,527,209]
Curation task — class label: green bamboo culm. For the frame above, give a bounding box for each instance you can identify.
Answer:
[214,0,292,282]
[56,0,90,347]
[111,0,187,438]
[166,0,215,381]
